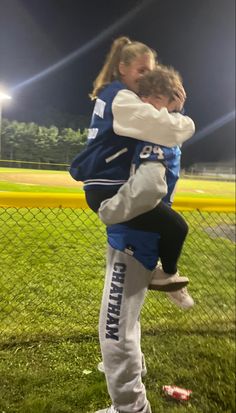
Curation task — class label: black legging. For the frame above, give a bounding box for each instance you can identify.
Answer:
[86,189,188,274]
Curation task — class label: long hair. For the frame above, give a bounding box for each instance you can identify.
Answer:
[90,36,157,100]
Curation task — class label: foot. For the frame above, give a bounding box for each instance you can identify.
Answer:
[167,287,194,309]
[95,407,119,413]
[98,353,147,377]
[149,265,189,292]
[96,402,152,413]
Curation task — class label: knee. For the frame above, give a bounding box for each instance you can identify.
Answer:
[174,215,189,240]
[182,219,189,238]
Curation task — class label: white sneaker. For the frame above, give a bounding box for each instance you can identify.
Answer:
[167,287,194,309]
[96,402,152,413]
[97,353,147,377]
[141,353,147,377]
[95,407,119,413]
[97,361,105,374]
[149,265,189,292]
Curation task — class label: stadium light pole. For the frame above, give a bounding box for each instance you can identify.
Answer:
[0,91,12,160]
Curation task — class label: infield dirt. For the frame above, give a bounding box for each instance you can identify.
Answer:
[0,172,81,187]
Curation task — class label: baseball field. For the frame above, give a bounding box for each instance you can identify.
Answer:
[0,167,235,198]
[0,167,235,413]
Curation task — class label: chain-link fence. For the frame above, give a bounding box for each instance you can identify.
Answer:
[0,193,235,342]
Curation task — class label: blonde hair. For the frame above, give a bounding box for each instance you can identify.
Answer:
[138,64,183,101]
[90,36,157,100]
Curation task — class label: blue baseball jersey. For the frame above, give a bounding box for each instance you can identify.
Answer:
[134,141,181,206]
[69,81,137,190]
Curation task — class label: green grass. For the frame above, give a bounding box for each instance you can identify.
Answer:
[177,178,235,199]
[0,205,235,412]
[0,331,234,413]
[0,181,82,193]
[0,167,235,198]
[0,177,233,197]
[0,167,68,174]
[0,168,235,412]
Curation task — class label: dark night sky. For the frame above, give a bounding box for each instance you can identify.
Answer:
[0,0,235,166]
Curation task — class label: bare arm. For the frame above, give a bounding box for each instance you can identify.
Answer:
[112,90,195,147]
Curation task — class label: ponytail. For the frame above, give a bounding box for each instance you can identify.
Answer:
[90,36,156,100]
[90,37,131,100]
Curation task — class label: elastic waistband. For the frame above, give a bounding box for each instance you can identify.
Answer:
[84,178,126,190]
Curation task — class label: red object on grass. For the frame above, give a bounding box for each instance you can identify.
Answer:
[162,385,192,401]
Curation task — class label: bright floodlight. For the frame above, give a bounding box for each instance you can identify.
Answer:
[0,89,12,159]
[0,91,12,101]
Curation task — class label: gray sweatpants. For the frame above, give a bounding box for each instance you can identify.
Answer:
[99,244,153,413]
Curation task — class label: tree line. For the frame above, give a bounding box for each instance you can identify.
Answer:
[1,118,88,166]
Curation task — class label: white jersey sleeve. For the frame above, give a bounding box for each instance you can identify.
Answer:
[112,89,195,147]
[98,162,167,225]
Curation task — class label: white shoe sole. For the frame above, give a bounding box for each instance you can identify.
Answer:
[149,276,189,292]
[166,292,195,309]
